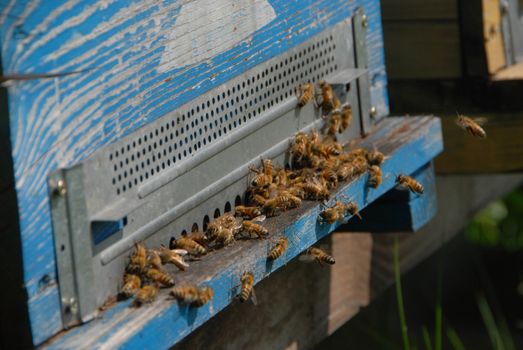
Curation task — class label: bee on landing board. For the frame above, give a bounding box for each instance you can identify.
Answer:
[133,284,159,306]
[126,242,147,274]
[297,83,315,107]
[156,245,189,271]
[171,285,214,307]
[242,216,269,239]
[239,272,257,304]
[120,274,141,298]
[235,205,263,219]
[144,268,174,287]
[170,236,207,256]
[396,174,424,194]
[268,236,288,261]
[456,114,487,138]
[366,149,388,167]
[367,165,382,188]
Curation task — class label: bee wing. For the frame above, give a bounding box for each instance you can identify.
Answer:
[298,255,315,263]
[171,249,188,256]
[472,117,488,126]
[250,288,258,306]
[252,215,266,223]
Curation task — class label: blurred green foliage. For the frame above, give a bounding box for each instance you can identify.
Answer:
[466,187,523,250]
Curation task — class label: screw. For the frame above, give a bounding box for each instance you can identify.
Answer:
[50,178,67,196]
[370,106,378,118]
[62,297,78,315]
[361,14,368,28]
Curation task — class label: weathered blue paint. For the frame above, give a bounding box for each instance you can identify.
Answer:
[43,116,443,349]
[0,0,388,344]
[345,162,438,232]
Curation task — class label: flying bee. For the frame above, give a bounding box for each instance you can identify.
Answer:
[396,174,424,194]
[120,274,141,298]
[146,250,162,270]
[242,217,268,239]
[126,242,147,273]
[170,236,207,256]
[144,268,174,287]
[171,285,214,307]
[456,114,487,138]
[366,149,388,166]
[326,110,343,136]
[297,82,314,107]
[268,236,288,261]
[239,272,256,303]
[318,80,336,113]
[235,205,263,219]
[157,246,189,271]
[340,103,352,131]
[306,247,335,265]
[367,165,382,188]
[133,284,159,306]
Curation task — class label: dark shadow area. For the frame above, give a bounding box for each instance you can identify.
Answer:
[315,232,523,349]
[0,62,33,348]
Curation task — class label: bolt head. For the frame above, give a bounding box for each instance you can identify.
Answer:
[370,106,378,117]
[361,14,368,28]
[50,178,67,196]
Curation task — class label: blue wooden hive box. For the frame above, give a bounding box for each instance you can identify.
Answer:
[0,1,443,348]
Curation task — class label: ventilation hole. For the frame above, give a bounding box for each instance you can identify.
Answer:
[203,215,210,231]
[224,202,232,213]
[192,223,199,232]
[213,208,221,218]
[235,195,242,206]
[181,229,187,236]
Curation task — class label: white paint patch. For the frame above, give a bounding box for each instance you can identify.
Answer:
[158,0,276,72]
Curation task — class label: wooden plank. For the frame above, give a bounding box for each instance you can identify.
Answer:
[493,60,523,80]
[0,0,389,344]
[435,113,523,173]
[42,116,443,349]
[172,173,523,350]
[381,0,458,21]
[383,21,462,79]
[483,0,506,74]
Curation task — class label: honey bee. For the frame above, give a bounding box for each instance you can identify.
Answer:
[319,201,346,224]
[146,250,162,270]
[333,97,341,111]
[127,243,147,273]
[290,132,309,163]
[157,245,189,271]
[295,182,330,200]
[268,236,288,261]
[171,285,214,307]
[263,192,302,216]
[170,236,207,256]
[297,83,314,107]
[274,167,289,187]
[337,163,356,181]
[318,80,336,113]
[215,228,236,246]
[242,218,269,238]
[396,174,424,194]
[307,247,335,265]
[144,268,174,287]
[186,230,207,246]
[133,284,159,306]
[340,103,352,131]
[367,165,382,188]
[251,194,269,207]
[366,149,387,166]
[346,201,362,219]
[456,114,486,138]
[326,110,342,136]
[120,274,141,298]
[235,205,263,219]
[249,161,273,188]
[339,148,368,163]
[321,169,338,189]
[206,213,240,240]
[239,272,255,303]
[351,155,369,175]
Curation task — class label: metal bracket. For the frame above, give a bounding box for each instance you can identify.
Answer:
[500,0,523,65]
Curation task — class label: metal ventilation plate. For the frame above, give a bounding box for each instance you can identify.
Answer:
[49,14,372,327]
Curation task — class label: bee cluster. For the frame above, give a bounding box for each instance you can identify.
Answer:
[116,81,425,309]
